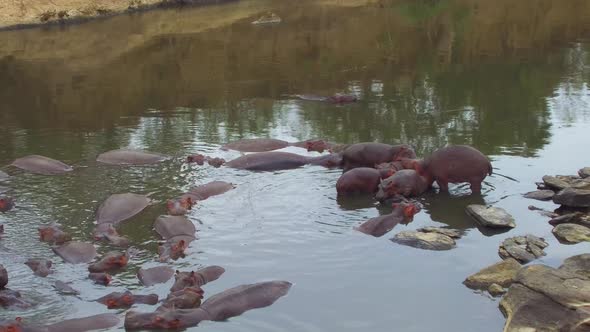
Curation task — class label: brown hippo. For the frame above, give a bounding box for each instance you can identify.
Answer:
[170,266,225,293]
[355,202,421,237]
[96,291,158,309]
[0,264,7,288]
[88,251,128,273]
[207,157,225,168]
[186,154,206,165]
[25,259,53,277]
[89,272,112,286]
[183,181,235,201]
[402,145,492,194]
[375,161,405,173]
[158,236,194,262]
[291,139,333,153]
[92,224,130,247]
[154,215,196,240]
[375,169,430,201]
[0,196,14,213]
[96,193,150,225]
[166,197,194,216]
[97,149,169,165]
[336,167,394,195]
[39,224,71,245]
[341,143,416,171]
[226,152,341,171]
[161,287,204,309]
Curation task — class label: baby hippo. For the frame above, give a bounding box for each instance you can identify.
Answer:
[336,167,394,195]
[401,145,492,194]
[39,224,72,245]
[0,197,14,213]
[89,272,112,286]
[167,197,194,216]
[88,251,128,273]
[375,169,430,201]
[356,202,421,237]
[96,291,158,309]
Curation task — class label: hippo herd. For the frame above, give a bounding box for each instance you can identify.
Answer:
[0,137,493,330]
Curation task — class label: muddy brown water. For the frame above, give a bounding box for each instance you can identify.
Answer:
[1,0,590,330]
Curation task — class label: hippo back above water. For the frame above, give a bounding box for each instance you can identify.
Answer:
[341,143,416,171]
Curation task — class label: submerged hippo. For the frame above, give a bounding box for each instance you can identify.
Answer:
[0,289,31,310]
[137,266,175,286]
[295,94,358,104]
[54,281,80,295]
[89,272,112,286]
[341,143,416,171]
[25,259,53,277]
[154,215,196,240]
[124,280,291,330]
[96,193,150,225]
[97,149,169,165]
[184,181,235,201]
[355,202,421,237]
[88,251,129,273]
[222,138,290,152]
[170,266,225,292]
[167,196,193,216]
[0,264,7,288]
[0,196,14,213]
[53,241,97,264]
[158,235,195,262]
[39,224,71,245]
[92,223,130,247]
[336,167,394,195]
[402,145,492,194]
[0,171,9,181]
[375,169,430,201]
[11,155,73,175]
[226,151,341,171]
[1,313,120,332]
[161,287,204,309]
[96,291,158,309]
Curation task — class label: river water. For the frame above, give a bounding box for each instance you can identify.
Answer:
[0,0,590,331]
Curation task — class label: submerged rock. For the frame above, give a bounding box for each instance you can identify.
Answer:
[390,230,456,251]
[552,223,590,244]
[523,190,554,201]
[580,167,590,179]
[549,212,590,228]
[498,235,548,264]
[553,187,590,208]
[463,258,522,290]
[466,205,516,228]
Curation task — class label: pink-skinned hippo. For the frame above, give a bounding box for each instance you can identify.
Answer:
[124,281,291,330]
[92,224,130,247]
[96,291,158,309]
[11,155,73,175]
[0,288,30,310]
[221,138,290,152]
[25,259,53,277]
[336,167,394,195]
[38,224,71,245]
[154,215,196,240]
[375,169,430,201]
[97,149,169,165]
[170,266,225,293]
[401,145,492,194]
[158,235,195,262]
[137,266,175,286]
[88,251,129,273]
[341,143,416,171]
[160,287,204,309]
[53,242,97,264]
[1,313,120,332]
[166,197,193,216]
[96,193,150,225]
[355,202,421,237]
[226,151,342,171]
[89,272,112,286]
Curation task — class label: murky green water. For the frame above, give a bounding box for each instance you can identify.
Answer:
[1,0,590,330]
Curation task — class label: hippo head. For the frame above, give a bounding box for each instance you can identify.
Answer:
[398,158,426,174]
[166,197,194,216]
[392,145,417,161]
[0,317,23,332]
[125,311,185,330]
[186,154,206,165]
[89,272,112,286]
[206,157,225,168]
[0,197,14,212]
[304,140,330,153]
[375,176,398,201]
[93,223,116,240]
[107,253,129,267]
[392,202,421,219]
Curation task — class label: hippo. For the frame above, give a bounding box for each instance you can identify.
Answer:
[226,151,341,171]
[170,266,225,292]
[96,193,150,225]
[222,138,290,152]
[375,169,430,201]
[39,224,71,245]
[158,235,195,262]
[88,251,128,273]
[336,167,394,195]
[1,314,119,332]
[355,202,421,237]
[402,145,492,194]
[0,196,14,213]
[25,259,53,277]
[160,287,204,309]
[295,94,358,104]
[92,224,130,247]
[154,215,196,240]
[53,242,97,264]
[53,281,80,295]
[96,291,159,309]
[0,289,31,310]
[11,155,73,175]
[89,272,112,286]
[124,280,291,330]
[137,266,175,286]
[207,157,225,168]
[97,149,169,165]
[186,154,206,165]
[291,139,333,153]
[166,197,193,216]
[182,181,235,201]
[0,264,7,288]
[375,161,405,173]
[341,143,416,171]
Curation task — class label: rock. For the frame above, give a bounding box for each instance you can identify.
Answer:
[542,175,571,191]
[488,283,506,297]
[523,190,554,201]
[559,254,590,279]
[552,223,590,244]
[549,212,590,228]
[572,178,590,190]
[553,188,590,208]
[417,227,462,239]
[466,205,516,228]
[499,283,589,331]
[390,231,455,251]
[580,167,590,179]
[463,258,522,290]
[535,182,548,190]
[498,235,548,264]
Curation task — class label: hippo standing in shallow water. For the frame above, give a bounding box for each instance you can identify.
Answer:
[375,169,430,201]
[401,145,492,194]
[226,151,341,171]
[355,202,421,237]
[341,143,416,171]
[336,167,394,195]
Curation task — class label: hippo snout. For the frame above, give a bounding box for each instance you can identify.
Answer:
[375,188,387,201]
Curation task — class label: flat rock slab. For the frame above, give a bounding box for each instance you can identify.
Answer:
[542,175,573,191]
[417,227,462,239]
[553,187,590,208]
[96,193,150,225]
[391,230,456,251]
[549,212,590,228]
[11,155,73,175]
[137,266,175,286]
[580,167,590,179]
[552,223,590,244]
[463,258,522,290]
[523,190,555,201]
[97,149,169,165]
[154,215,196,240]
[498,235,548,264]
[53,242,97,264]
[559,254,590,279]
[466,205,516,228]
